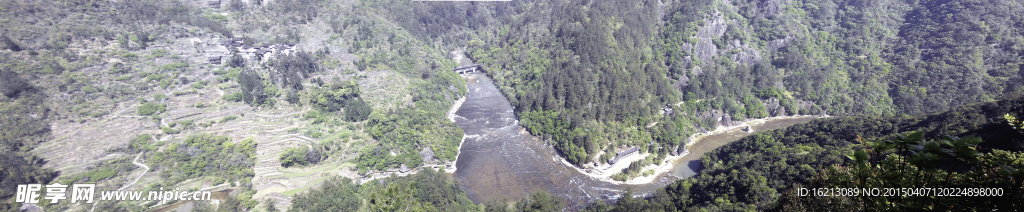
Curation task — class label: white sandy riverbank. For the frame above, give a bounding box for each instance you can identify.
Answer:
[555,115,822,185]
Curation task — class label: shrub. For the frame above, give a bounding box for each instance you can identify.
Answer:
[220,115,238,123]
[192,80,208,89]
[223,92,243,102]
[310,80,359,112]
[161,126,180,134]
[280,146,309,167]
[286,89,300,105]
[344,97,372,122]
[137,102,167,115]
[1,34,22,51]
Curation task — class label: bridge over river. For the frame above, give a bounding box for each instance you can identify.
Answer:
[454,64,482,74]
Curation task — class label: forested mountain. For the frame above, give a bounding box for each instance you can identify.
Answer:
[0,70,57,211]
[288,168,480,212]
[0,0,470,210]
[572,93,1024,211]
[2,0,1023,210]
[458,0,1024,168]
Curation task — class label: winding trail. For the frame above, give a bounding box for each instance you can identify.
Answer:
[120,152,151,190]
[91,152,150,212]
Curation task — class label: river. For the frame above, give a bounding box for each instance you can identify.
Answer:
[451,73,814,208]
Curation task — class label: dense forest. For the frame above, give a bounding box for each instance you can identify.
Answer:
[289,168,480,212]
[565,94,1024,211]
[2,0,1024,210]
[455,0,1024,169]
[0,70,57,211]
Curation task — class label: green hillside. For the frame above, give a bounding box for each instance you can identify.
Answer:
[2,0,1023,211]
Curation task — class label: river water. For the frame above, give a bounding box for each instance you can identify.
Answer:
[451,73,814,208]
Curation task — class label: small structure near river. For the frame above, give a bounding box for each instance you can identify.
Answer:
[454,64,482,74]
[607,146,640,165]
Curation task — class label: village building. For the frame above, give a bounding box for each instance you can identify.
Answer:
[207,55,222,64]
[607,146,640,165]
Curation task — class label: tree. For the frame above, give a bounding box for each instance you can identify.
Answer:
[228,53,245,68]
[310,80,359,112]
[514,191,563,212]
[273,52,318,90]
[286,89,300,105]
[0,70,32,98]
[280,146,309,167]
[345,97,372,122]
[368,182,428,212]
[137,102,166,116]
[0,35,20,51]
[263,199,278,212]
[784,132,1024,211]
[238,69,267,106]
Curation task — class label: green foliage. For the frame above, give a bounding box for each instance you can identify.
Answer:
[64,159,136,185]
[238,69,268,106]
[593,94,1024,211]
[228,53,245,68]
[147,134,256,185]
[360,107,463,172]
[172,89,197,96]
[223,92,244,102]
[160,126,179,134]
[780,132,1023,211]
[271,52,319,90]
[1006,113,1024,135]
[148,49,168,59]
[128,134,155,152]
[280,145,310,168]
[178,119,194,130]
[159,62,188,72]
[0,78,54,209]
[137,102,166,116]
[191,80,208,89]
[486,191,563,212]
[0,35,21,51]
[0,70,33,98]
[285,89,300,105]
[612,154,662,181]
[203,12,228,23]
[743,94,768,119]
[344,97,372,122]
[310,80,360,112]
[464,0,696,166]
[290,169,479,212]
[219,115,238,123]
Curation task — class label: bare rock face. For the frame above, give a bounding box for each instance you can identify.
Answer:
[671,142,689,156]
[676,71,690,89]
[761,0,783,18]
[692,65,704,76]
[720,112,736,127]
[764,97,785,117]
[727,39,763,66]
[767,37,790,54]
[693,11,728,64]
[681,43,693,54]
[420,147,435,163]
